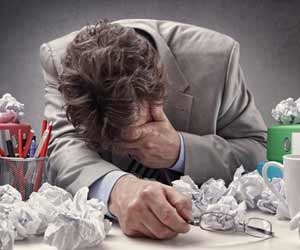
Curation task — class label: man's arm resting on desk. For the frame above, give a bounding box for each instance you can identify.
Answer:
[89,133,186,216]
[89,170,129,217]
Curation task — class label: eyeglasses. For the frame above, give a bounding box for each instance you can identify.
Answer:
[189,212,274,239]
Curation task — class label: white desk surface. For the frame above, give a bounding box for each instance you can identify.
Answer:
[15,211,299,250]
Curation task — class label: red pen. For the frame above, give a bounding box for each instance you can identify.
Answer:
[17,129,25,198]
[40,121,53,157]
[34,121,53,192]
[41,119,47,136]
[22,130,34,158]
[18,129,23,157]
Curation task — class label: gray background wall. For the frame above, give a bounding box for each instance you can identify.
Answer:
[0,0,299,137]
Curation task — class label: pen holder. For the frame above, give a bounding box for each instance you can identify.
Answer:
[0,156,48,200]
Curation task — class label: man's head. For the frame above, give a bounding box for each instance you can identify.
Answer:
[59,20,167,151]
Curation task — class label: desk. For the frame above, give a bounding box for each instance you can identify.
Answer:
[14,211,299,250]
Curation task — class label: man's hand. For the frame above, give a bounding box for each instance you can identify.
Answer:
[109,175,192,239]
[120,105,180,168]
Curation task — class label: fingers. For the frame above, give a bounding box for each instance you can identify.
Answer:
[120,125,149,143]
[126,223,157,239]
[141,208,178,239]
[165,186,193,221]
[151,105,168,122]
[141,185,190,233]
[121,127,142,142]
[119,126,153,149]
[113,177,191,240]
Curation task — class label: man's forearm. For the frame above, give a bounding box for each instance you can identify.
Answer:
[88,170,130,217]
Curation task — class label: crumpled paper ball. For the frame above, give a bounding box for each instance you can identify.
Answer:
[173,173,245,229]
[0,184,111,250]
[271,97,300,124]
[44,187,111,250]
[0,93,24,123]
[172,166,289,231]
[226,169,265,208]
[203,196,247,231]
[26,183,73,234]
[0,185,22,204]
[9,205,42,240]
[256,178,286,216]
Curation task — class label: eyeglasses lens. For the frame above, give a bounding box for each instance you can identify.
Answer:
[200,212,236,232]
[245,218,273,238]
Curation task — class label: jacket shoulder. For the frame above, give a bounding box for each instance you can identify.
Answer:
[158,20,236,60]
[40,30,80,77]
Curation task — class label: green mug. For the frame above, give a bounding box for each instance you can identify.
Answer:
[267,124,300,162]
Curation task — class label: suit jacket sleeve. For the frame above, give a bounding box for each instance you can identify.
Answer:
[181,42,267,185]
[40,43,119,195]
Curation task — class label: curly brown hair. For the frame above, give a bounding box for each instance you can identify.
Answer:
[59,20,168,151]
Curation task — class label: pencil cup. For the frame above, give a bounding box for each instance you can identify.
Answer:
[0,156,48,200]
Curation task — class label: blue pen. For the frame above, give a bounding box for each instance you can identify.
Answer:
[29,137,37,158]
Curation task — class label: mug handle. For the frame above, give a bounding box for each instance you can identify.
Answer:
[262,161,287,206]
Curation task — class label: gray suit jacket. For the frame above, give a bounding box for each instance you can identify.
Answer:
[40,19,267,196]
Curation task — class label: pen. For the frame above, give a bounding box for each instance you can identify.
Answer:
[5,130,15,157]
[17,129,25,198]
[41,119,47,136]
[11,135,18,153]
[22,133,27,150]
[40,121,53,157]
[34,127,50,158]
[29,137,37,158]
[34,121,52,191]
[22,130,34,158]
[18,129,23,157]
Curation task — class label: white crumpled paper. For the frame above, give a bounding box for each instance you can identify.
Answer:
[271,97,300,124]
[26,183,74,233]
[226,168,265,208]
[204,197,247,231]
[0,213,14,250]
[0,185,22,204]
[0,93,24,123]
[173,171,247,229]
[172,166,289,231]
[44,187,111,250]
[0,183,111,250]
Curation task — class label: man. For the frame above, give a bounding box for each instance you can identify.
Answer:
[40,19,267,239]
